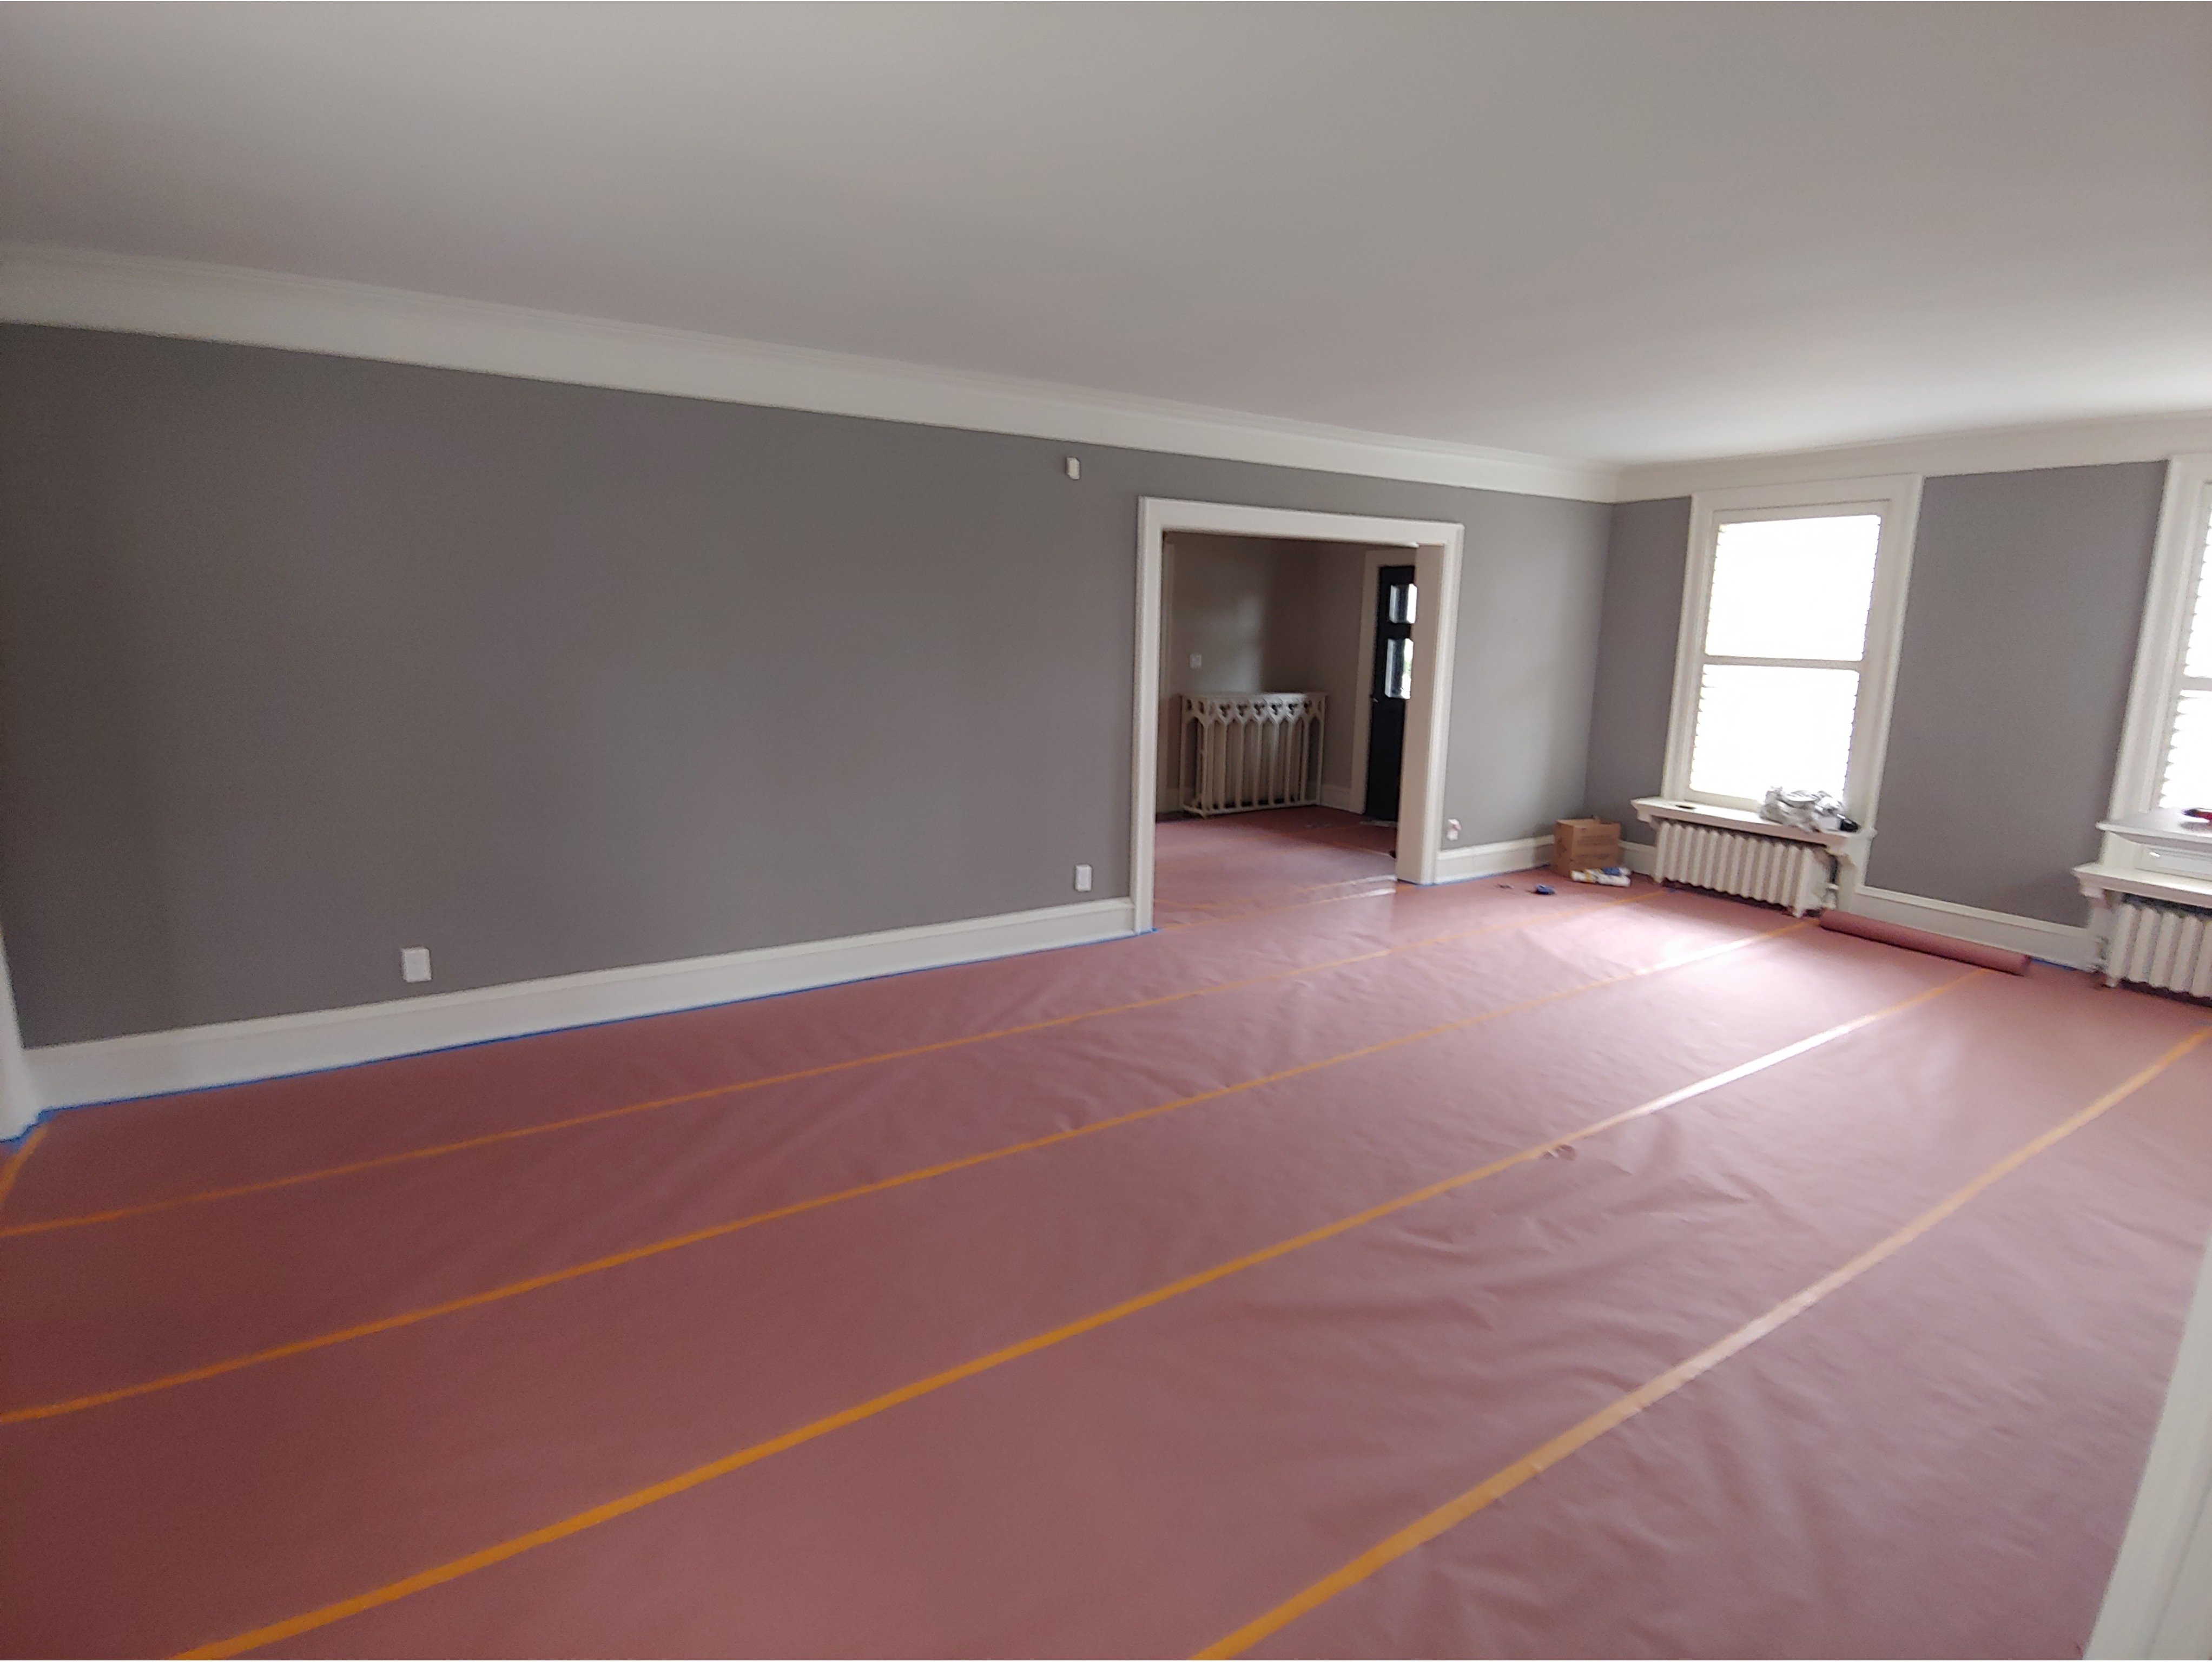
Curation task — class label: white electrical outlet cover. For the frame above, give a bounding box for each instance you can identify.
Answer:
[1074,864,1093,893]
[400,946,432,983]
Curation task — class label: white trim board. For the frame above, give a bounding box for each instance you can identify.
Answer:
[2104,453,2212,868]
[0,243,1616,504]
[1619,413,2212,501]
[1434,836,1553,883]
[25,898,1134,1115]
[2088,1221,2212,1659]
[1843,885,2094,970]
[1131,499,1465,928]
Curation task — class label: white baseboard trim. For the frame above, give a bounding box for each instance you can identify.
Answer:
[1319,783,1362,814]
[1434,835,1552,883]
[27,898,1135,1113]
[1620,841,1658,876]
[1843,885,2094,969]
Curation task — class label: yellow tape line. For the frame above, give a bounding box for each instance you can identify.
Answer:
[1195,1023,2212,1658]
[4,894,1731,1427]
[176,922,1953,1660]
[3,890,1653,1242]
[0,1124,48,1223]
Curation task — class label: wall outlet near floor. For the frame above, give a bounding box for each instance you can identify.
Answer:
[1073,863,1093,893]
[1188,653,1202,669]
[1445,819,1461,842]
[400,946,432,983]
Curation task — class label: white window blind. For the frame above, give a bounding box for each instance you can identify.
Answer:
[1686,513,1883,804]
[2156,510,2212,809]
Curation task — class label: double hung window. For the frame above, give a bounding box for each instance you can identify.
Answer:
[1663,477,1919,825]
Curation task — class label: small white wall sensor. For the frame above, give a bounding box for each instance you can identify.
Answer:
[1446,819,1461,842]
[1064,456,1081,479]
[400,946,432,983]
[1074,863,1093,893]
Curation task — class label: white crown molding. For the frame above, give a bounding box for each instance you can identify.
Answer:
[0,243,1618,504]
[1617,412,2212,502]
[24,896,1133,1114]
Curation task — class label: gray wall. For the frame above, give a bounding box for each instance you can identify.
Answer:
[1582,497,1691,844]
[1582,470,2167,921]
[1867,463,2166,922]
[0,325,1612,1045]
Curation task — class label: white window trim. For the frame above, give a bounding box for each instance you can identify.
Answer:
[2103,453,2212,859]
[1660,474,1923,834]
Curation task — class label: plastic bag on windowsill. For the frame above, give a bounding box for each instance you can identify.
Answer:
[1761,787,1859,834]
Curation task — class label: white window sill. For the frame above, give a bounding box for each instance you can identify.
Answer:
[1631,796,1873,858]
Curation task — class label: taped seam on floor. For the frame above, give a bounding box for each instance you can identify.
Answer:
[170,932,1982,1660]
[0,1125,47,1222]
[4,906,1786,1427]
[3,889,1661,1242]
[1194,1022,2212,1660]
[1166,874,1399,912]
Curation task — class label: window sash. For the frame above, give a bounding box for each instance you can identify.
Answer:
[1661,477,1919,828]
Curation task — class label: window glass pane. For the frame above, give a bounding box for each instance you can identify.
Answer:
[1688,664,1859,802]
[2160,690,2212,808]
[1396,637,1414,699]
[1705,515,1880,662]
[2183,522,2212,681]
[1404,582,1417,624]
[1388,584,1406,624]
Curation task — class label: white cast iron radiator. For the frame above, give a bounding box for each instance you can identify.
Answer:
[1653,819,1832,916]
[2103,895,2212,998]
[1179,694,1327,816]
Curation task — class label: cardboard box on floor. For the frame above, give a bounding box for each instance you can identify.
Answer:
[1552,817,1621,876]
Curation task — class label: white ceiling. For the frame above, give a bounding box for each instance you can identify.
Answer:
[2,4,2208,467]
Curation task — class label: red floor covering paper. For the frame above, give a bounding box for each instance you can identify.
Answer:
[1,808,2208,1657]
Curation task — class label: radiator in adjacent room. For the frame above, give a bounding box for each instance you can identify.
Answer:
[1179,693,1326,816]
[2103,895,2212,998]
[1653,819,1832,916]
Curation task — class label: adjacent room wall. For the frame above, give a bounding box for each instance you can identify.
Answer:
[0,324,1611,1047]
[1581,467,2167,922]
[1867,463,2167,921]
[1158,535,1366,808]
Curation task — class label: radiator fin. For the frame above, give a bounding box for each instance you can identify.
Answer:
[1653,820,1831,916]
[2106,895,2212,998]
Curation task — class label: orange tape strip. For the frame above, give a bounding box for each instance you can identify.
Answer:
[1195,1023,2212,1658]
[173,919,1946,1660]
[4,889,1655,1242]
[6,893,1737,1427]
[0,1124,47,1223]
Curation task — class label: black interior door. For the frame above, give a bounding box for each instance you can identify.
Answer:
[1363,563,1416,822]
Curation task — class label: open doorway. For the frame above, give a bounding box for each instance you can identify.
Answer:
[1130,500,1464,932]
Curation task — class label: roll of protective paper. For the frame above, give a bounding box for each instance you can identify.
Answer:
[1818,908,2031,975]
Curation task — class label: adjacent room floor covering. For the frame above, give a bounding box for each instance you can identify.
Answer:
[2,808,2209,1657]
